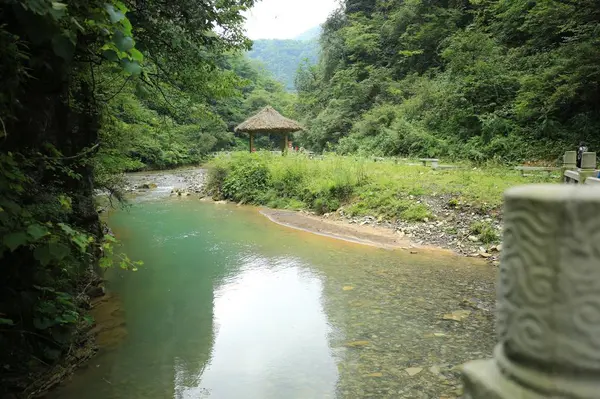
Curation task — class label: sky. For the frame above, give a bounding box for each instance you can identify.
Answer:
[243,0,339,40]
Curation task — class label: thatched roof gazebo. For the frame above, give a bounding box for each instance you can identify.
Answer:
[234,106,304,153]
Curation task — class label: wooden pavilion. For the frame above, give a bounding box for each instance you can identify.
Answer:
[234,106,304,153]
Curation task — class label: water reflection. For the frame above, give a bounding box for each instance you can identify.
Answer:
[52,199,496,399]
[178,257,337,398]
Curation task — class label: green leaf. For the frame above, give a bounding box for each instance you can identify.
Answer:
[0,318,14,326]
[121,59,142,76]
[3,232,28,252]
[72,234,91,252]
[114,30,134,52]
[105,3,125,24]
[50,242,69,260]
[99,257,112,269]
[102,49,119,62]
[49,2,68,19]
[33,316,53,330]
[52,34,76,61]
[34,245,52,266]
[27,224,49,241]
[58,222,76,236]
[129,48,143,62]
[34,243,69,266]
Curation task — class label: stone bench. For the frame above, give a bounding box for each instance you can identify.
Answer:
[419,158,439,168]
[584,176,600,185]
[564,169,582,184]
[514,166,560,176]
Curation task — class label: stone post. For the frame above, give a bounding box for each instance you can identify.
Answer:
[563,150,577,169]
[579,152,597,183]
[562,151,577,183]
[462,184,600,399]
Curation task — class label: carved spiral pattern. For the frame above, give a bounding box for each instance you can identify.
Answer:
[499,190,600,371]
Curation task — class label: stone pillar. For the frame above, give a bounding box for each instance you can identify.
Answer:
[563,151,577,169]
[580,152,597,183]
[562,151,577,183]
[462,184,600,399]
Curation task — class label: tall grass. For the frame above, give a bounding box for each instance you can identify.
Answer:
[205,151,556,220]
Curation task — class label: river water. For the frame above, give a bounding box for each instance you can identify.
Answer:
[53,179,496,399]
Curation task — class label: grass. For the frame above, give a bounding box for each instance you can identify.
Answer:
[205,151,557,221]
[470,221,499,244]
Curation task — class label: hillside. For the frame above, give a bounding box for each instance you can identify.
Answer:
[295,1,600,162]
[295,26,322,41]
[247,38,319,91]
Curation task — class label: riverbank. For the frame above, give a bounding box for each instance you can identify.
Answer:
[199,152,558,261]
[4,274,122,399]
[117,160,528,261]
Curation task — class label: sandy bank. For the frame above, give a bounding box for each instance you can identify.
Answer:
[260,208,455,254]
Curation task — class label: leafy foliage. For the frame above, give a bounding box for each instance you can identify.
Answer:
[296,0,600,162]
[0,0,257,394]
[206,152,555,219]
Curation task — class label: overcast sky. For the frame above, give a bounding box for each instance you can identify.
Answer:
[243,0,339,40]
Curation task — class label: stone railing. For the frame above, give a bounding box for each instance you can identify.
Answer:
[562,151,598,184]
[584,177,600,185]
[462,184,600,398]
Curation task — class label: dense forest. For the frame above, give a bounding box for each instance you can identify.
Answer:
[0,0,291,395]
[295,0,600,162]
[248,38,319,91]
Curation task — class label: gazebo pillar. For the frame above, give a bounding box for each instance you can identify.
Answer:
[282,133,288,155]
[249,133,254,153]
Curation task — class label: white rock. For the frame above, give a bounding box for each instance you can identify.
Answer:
[405,367,423,377]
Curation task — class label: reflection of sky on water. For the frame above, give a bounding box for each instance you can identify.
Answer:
[176,257,337,398]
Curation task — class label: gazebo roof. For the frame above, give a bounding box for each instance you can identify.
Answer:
[234,106,304,134]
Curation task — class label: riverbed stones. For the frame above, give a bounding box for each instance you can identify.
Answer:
[462,185,600,399]
[405,367,423,377]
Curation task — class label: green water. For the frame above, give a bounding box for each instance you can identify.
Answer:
[53,198,496,399]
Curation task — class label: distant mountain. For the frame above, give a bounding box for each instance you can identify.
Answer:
[248,30,320,92]
[295,26,322,41]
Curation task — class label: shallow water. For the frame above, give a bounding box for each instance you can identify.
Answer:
[52,193,496,398]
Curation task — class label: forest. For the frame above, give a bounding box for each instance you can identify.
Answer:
[1,0,599,396]
[0,0,278,395]
[295,0,600,162]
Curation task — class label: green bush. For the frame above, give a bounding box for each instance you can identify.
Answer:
[221,158,270,203]
[400,203,433,222]
[470,221,499,244]
[205,165,229,199]
[205,152,553,220]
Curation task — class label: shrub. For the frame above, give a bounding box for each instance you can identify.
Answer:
[470,221,498,244]
[221,160,270,203]
[205,165,228,199]
[400,203,433,222]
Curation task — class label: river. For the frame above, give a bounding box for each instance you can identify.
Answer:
[52,173,496,398]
